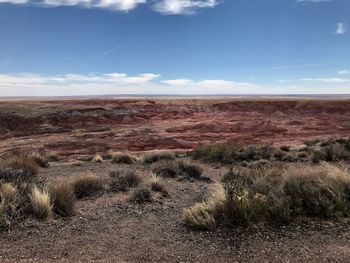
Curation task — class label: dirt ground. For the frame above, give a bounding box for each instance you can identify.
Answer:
[1,158,350,262]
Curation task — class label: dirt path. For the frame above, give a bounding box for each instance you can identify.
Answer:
[1,161,350,262]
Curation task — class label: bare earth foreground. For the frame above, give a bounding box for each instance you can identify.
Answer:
[1,159,350,262]
[0,97,350,157]
[1,97,350,262]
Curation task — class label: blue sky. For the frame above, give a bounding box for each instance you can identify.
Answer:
[0,0,349,95]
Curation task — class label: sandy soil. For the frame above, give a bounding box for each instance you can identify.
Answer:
[0,98,350,158]
[1,159,350,262]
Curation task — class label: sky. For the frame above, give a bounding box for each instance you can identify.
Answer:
[0,0,349,96]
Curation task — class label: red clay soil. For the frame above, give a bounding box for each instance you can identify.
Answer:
[0,98,350,157]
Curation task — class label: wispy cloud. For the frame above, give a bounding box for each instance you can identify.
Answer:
[301,77,349,83]
[0,72,349,96]
[153,0,219,15]
[0,0,220,14]
[336,22,346,35]
[297,0,333,3]
[338,70,350,75]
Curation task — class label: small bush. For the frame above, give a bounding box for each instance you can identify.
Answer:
[47,152,59,162]
[131,185,152,203]
[280,145,290,152]
[183,185,225,230]
[297,151,308,158]
[147,175,168,196]
[109,169,142,192]
[152,160,180,178]
[32,153,49,168]
[92,154,103,163]
[0,152,39,184]
[112,153,135,164]
[178,162,203,178]
[51,182,75,217]
[143,152,175,164]
[29,186,52,220]
[185,163,350,230]
[190,143,238,164]
[0,183,19,219]
[71,172,103,199]
[312,150,327,164]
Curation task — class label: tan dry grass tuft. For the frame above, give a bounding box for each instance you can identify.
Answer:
[29,186,52,220]
[183,184,225,230]
[71,172,103,199]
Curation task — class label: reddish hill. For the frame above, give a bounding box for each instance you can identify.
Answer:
[0,98,349,157]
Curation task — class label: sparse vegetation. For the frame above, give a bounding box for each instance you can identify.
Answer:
[190,143,275,164]
[109,169,142,192]
[178,161,203,178]
[71,172,103,199]
[112,152,136,164]
[0,152,39,184]
[131,185,152,203]
[146,175,168,196]
[152,160,180,178]
[185,163,350,230]
[143,152,175,164]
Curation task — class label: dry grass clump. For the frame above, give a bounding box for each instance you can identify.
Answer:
[184,163,350,230]
[112,152,136,164]
[29,186,52,220]
[71,172,103,199]
[184,185,225,230]
[131,185,152,203]
[46,152,59,162]
[109,169,142,192]
[51,182,75,217]
[152,160,180,178]
[178,162,203,178]
[191,143,275,164]
[143,152,175,164]
[32,153,49,168]
[146,175,168,196]
[92,154,103,163]
[0,152,39,184]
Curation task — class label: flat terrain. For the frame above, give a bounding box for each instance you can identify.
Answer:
[0,98,350,158]
[1,158,350,262]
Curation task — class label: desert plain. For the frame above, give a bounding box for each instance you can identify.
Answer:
[0,97,350,262]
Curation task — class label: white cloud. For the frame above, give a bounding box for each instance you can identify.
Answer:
[301,77,349,83]
[41,0,146,11]
[297,0,332,3]
[0,0,28,3]
[0,72,349,96]
[0,0,221,13]
[338,70,350,75]
[336,22,346,35]
[153,0,218,15]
